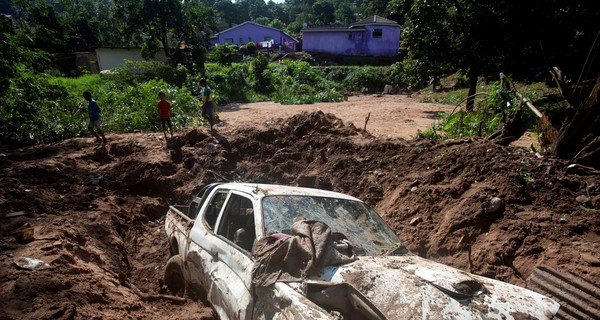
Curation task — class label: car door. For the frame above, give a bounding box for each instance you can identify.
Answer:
[187,189,256,320]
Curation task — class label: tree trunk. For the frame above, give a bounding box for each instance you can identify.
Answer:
[550,71,600,168]
[466,74,477,111]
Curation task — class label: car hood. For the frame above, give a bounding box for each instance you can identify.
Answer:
[309,255,560,319]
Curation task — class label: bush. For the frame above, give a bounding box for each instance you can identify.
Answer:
[245,42,256,55]
[210,45,240,67]
[185,65,250,104]
[271,60,342,104]
[250,53,271,93]
[342,67,388,92]
[102,60,188,87]
[94,79,202,132]
[0,72,85,145]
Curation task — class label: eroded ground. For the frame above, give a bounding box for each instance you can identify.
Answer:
[1,96,598,319]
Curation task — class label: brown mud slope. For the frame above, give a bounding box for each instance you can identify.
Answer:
[1,111,599,319]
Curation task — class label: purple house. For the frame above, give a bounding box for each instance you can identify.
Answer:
[302,16,401,57]
[210,22,299,52]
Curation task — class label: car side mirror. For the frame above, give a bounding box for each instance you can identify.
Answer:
[188,219,195,229]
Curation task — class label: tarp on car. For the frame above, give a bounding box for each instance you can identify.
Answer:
[251,218,356,287]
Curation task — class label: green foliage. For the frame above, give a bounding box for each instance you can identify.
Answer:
[94,79,201,132]
[210,44,240,67]
[245,42,257,55]
[186,65,250,104]
[342,67,388,92]
[140,38,161,60]
[250,53,271,93]
[102,60,188,87]
[0,72,85,145]
[271,60,342,104]
[387,59,425,90]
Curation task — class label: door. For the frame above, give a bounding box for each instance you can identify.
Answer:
[188,189,257,320]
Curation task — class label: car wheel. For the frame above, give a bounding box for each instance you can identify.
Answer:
[164,255,186,297]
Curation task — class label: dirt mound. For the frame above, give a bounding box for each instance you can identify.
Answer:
[1,111,599,318]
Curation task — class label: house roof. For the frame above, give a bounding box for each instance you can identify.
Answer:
[212,21,299,43]
[302,15,399,33]
[301,27,365,33]
[351,15,399,27]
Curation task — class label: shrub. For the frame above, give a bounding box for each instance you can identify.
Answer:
[210,44,240,66]
[342,67,388,92]
[0,72,85,145]
[250,53,271,93]
[102,60,188,87]
[245,42,257,55]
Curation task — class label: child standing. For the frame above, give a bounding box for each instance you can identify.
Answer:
[83,91,107,146]
[157,91,174,139]
[199,78,216,131]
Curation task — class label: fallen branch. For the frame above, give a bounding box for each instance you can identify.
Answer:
[127,280,186,303]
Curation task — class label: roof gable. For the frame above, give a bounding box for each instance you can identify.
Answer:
[351,15,399,27]
[213,21,299,43]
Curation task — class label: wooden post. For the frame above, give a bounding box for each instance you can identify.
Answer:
[364,112,371,131]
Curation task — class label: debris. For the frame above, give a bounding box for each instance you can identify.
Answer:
[559,214,569,224]
[409,217,422,226]
[6,211,27,218]
[14,257,48,270]
[581,253,600,266]
[575,195,591,203]
[484,197,503,213]
[12,226,34,242]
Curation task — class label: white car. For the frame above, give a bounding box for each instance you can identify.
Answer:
[164,183,560,319]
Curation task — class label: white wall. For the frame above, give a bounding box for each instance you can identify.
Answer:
[95,48,168,71]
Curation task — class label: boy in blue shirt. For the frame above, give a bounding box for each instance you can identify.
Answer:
[83,91,107,146]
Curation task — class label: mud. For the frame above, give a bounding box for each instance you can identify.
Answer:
[1,109,599,319]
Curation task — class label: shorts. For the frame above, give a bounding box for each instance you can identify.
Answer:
[161,118,172,127]
[88,119,101,129]
[202,101,214,116]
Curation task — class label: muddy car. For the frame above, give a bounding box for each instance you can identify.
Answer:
[164,183,560,319]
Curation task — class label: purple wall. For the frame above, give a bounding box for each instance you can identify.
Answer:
[303,30,365,55]
[212,22,297,51]
[303,25,400,57]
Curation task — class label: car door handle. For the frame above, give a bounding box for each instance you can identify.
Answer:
[209,249,219,260]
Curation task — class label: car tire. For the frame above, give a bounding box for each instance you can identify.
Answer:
[164,255,186,297]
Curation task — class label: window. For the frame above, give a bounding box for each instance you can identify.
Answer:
[224,38,233,44]
[372,29,383,38]
[248,37,252,42]
[348,33,353,40]
[204,191,228,230]
[239,37,243,44]
[217,194,256,251]
[264,36,273,41]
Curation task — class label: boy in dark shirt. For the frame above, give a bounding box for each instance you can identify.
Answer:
[83,91,107,146]
[157,91,174,139]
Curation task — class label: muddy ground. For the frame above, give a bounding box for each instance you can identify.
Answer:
[1,95,599,319]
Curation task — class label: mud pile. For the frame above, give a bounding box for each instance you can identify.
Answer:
[1,111,599,319]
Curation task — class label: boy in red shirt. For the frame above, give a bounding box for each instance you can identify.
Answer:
[157,91,174,139]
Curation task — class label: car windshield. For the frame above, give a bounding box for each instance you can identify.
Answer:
[261,195,401,256]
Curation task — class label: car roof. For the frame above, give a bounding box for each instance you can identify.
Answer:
[215,183,361,201]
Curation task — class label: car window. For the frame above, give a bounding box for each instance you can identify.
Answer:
[262,195,401,256]
[217,194,256,252]
[204,191,228,230]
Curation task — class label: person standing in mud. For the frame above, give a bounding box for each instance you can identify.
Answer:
[157,91,174,139]
[200,78,216,130]
[83,91,107,146]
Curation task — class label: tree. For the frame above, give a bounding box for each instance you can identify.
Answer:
[312,1,335,26]
[114,0,184,58]
[269,18,283,30]
[334,0,354,25]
